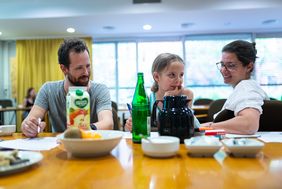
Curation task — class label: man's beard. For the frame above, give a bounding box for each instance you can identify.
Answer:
[67,74,90,86]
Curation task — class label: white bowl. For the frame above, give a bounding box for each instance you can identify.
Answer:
[222,138,264,157]
[141,136,180,158]
[59,130,123,158]
[0,125,16,136]
[184,136,222,157]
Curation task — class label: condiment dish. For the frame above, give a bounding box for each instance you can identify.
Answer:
[141,136,180,158]
[221,138,264,157]
[184,136,222,157]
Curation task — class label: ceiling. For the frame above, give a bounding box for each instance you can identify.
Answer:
[0,0,282,41]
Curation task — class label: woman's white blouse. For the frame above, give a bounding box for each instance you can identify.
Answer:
[221,79,269,116]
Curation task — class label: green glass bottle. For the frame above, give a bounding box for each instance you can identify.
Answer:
[132,73,150,143]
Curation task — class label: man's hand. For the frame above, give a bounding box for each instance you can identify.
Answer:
[21,117,46,137]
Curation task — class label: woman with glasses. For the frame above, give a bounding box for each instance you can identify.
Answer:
[202,40,268,134]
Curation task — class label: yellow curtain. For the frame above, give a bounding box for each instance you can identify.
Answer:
[12,37,92,130]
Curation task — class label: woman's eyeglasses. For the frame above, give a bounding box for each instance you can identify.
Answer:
[216,62,238,72]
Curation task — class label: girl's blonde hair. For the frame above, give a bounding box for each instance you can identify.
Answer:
[151,53,184,92]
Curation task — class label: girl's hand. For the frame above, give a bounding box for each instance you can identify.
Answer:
[164,86,183,96]
[125,117,132,132]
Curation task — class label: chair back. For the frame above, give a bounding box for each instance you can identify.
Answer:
[111,101,121,130]
[259,100,282,131]
[207,99,226,122]
[0,99,13,108]
[193,98,213,106]
[0,99,14,125]
[207,99,282,131]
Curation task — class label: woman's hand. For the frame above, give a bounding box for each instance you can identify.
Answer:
[124,117,132,132]
[200,122,213,129]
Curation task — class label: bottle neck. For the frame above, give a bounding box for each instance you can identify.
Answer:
[137,75,144,84]
[132,73,148,106]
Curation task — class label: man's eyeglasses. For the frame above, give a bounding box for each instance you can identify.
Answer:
[216,62,238,72]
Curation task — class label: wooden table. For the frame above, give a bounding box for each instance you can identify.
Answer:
[192,105,210,122]
[192,105,209,111]
[1,133,282,189]
[0,107,31,112]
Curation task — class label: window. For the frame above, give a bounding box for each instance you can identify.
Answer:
[184,34,252,99]
[255,37,282,99]
[255,37,282,85]
[93,40,183,106]
[92,43,116,100]
[92,34,282,107]
[185,35,252,86]
[117,42,137,105]
[138,41,183,87]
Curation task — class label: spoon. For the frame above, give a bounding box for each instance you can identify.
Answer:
[140,134,154,143]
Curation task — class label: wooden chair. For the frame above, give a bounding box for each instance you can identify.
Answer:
[193,98,213,106]
[0,99,14,125]
[193,98,214,123]
[211,100,282,131]
[207,99,227,122]
[111,101,121,130]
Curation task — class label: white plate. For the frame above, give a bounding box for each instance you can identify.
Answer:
[184,136,222,157]
[59,130,123,158]
[141,136,180,158]
[222,138,264,157]
[0,125,16,136]
[0,151,43,176]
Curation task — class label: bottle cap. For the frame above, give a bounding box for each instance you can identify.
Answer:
[76,89,83,96]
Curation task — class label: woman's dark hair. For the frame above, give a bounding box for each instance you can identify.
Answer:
[222,40,257,67]
[151,53,184,92]
[58,38,89,68]
[26,88,34,98]
[26,87,35,101]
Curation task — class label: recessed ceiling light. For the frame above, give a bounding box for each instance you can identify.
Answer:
[181,22,194,28]
[133,0,161,4]
[262,19,277,25]
[0,31,2,35]
[103,26,115,30]
[143,24,152,30]
[66,27,75,33]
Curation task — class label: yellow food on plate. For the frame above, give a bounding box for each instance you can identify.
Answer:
[81,130,102,139]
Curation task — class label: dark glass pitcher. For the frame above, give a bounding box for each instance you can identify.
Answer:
[151,95,194,143]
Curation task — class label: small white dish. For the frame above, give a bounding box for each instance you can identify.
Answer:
[184,136,222,157]
[0,125,16,136]
[141,136,180,158]
[59,130,123,158]
[221,138,264,157]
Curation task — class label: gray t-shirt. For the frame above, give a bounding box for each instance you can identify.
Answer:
[35,80,112,132]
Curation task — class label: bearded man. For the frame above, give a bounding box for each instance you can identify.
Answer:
[21,38,113,137]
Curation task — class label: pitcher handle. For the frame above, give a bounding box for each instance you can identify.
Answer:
[186,99,192,107]
[151,100,162,128]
